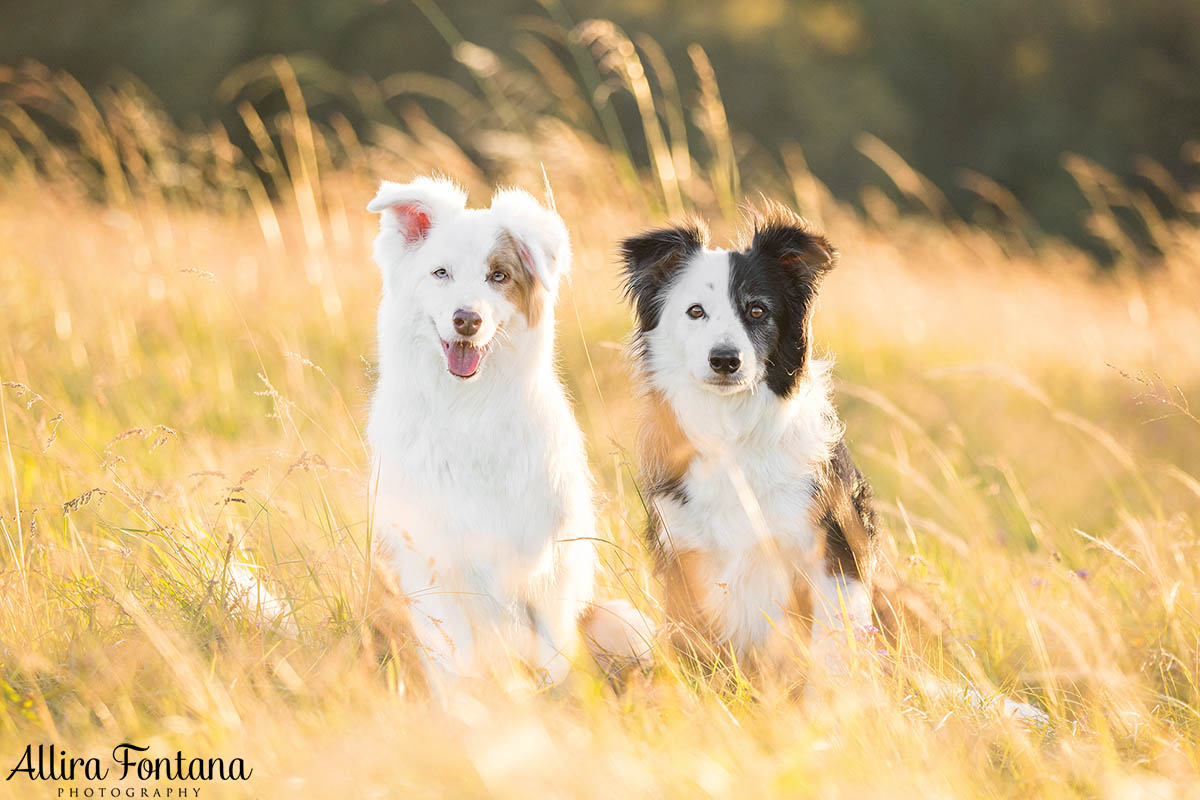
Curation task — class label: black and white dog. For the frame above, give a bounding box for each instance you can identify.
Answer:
[620,209,1050,723]
[620,208,886,680]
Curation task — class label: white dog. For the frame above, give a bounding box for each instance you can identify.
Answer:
[366,177,643,693]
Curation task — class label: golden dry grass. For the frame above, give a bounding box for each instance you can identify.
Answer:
[1,28,1199,798]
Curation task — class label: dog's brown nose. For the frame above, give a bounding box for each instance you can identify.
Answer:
[452,309,482,337]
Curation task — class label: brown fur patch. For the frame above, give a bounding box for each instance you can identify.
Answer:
[661,549,722,663]
[491,231,546,328]
[361,559,433,698]
[788,569,814,636]
[638,389,698,497]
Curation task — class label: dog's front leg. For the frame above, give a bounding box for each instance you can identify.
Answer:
[525,603,575,688]
[408,591,480,692]
[384,546,485,695]
[526,538,597,687]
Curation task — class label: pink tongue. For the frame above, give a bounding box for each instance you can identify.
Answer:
[445,341,484,377]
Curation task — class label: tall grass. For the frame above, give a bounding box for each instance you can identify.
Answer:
[1,10,1199,797]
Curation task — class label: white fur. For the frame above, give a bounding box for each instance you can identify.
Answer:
[581,599,656,677]
[366,177,595,691]
[647,251,764,395]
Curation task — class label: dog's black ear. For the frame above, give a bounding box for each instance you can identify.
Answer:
[750,213,838,290]
[748,210,838,397]
[619,222,708,330]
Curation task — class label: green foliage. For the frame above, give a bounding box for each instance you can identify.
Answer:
[2,0,1197,249]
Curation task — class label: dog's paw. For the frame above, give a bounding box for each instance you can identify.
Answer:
[1000,696,1051,728]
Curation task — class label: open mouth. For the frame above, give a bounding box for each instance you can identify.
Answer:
[440,338,490,378]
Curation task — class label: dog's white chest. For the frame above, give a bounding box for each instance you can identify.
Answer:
[655,443,821,648]
[368,371,589,581]
[665,443,818,552]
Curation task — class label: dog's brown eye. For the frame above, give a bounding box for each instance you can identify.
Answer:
[687,304,705,319]
[490,270,508,284]
[748,304,765,319]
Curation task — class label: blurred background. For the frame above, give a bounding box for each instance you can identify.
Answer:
[1,3,1199,796]
[3,0,1198,254]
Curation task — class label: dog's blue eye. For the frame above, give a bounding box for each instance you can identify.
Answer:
[489,270,508,283]
[432,268,449,279]
[687,304,705,319]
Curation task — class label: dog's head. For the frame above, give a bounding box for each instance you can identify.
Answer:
[369,177,569,380]
[620,209,837,399]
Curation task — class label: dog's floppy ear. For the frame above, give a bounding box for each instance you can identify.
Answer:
[489,188,571,293]
[619,222,708,330]
[367,177,467,246]
[749,212,838,289]
[748,210,838,395]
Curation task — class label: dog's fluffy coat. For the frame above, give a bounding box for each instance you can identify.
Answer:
[621,210,883,676]
[366,177,640,690]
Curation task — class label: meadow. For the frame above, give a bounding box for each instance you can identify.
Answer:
[1,22,1199,797]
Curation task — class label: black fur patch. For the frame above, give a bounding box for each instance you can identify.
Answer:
[644,476,689,566]
[816,440,878,580]
[619,222,708,334]
[729,214,838,397]
[658,475,690,507]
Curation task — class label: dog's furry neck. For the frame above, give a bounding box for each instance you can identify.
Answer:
[642,356,841,466]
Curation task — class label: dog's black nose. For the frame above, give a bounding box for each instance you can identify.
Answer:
[708,347,742,375]
[452,309,482,337]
